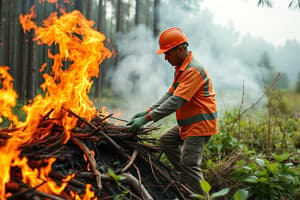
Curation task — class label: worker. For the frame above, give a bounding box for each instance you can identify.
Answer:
[127,27,218,194]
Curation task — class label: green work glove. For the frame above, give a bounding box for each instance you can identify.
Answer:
[130,110,148,121]
[127,116,148,131]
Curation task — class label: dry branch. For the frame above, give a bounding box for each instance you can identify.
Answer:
[71,137,102,191]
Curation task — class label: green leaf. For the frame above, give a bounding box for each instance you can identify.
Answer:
[255,158,265,168]
[206,159,213,168]
[272,153,290,162]
[234,189,248,200]
[200,180,211,193]
[211,188,230,199]
[190,194,206,199]
[242,175,258,183]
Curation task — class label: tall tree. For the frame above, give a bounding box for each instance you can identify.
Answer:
[86,0,92,19]
[135,0,140,25]
[16,1,27,103]
[0,0,2,53]
[95,0,106,98]
[26,0,37,100]
[4,0,12,66]
[75,0,83,13]
[153,0,160,37]
[116,0,123,32]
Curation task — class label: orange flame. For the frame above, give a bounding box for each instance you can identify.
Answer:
[0,67,19,126]
[0,5,111,199]
[12,157,74,194]
[70,184,97,200]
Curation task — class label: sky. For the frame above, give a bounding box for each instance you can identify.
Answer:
[110,0,300,117]
[201,0,300,47]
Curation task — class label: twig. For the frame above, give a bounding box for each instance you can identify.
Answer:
[63,107,124,152]
[33,190,66,200]
[121,173,153,200]
[97,113,129,123]
[7,181,46,200]
[121,150,138,173]
[138,153,189,199]
[227,73,280,125]
[71,137,102,191]
[147,153,160,184]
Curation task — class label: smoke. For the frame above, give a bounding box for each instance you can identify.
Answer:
[110,26,173,118]
[109,0,300,118]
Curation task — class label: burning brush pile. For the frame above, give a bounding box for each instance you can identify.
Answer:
[0,4,194,200]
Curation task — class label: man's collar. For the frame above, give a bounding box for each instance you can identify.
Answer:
[177,51,193,71]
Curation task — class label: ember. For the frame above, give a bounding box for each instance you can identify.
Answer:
[0,3,194,200]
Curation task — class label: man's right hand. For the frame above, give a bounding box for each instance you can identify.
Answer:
[130,111,148,121]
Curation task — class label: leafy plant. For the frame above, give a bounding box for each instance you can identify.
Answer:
[191,179,230,200]
[234,156,300,200]
[107,168,125,186]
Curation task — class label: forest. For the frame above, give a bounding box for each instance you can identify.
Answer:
[0,0,300,199]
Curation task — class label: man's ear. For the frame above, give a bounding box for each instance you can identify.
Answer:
[178,46,183,53]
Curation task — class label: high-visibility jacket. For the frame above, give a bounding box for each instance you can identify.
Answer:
[169,52,218,139]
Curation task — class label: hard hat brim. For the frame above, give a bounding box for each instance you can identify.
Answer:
[156,48,167,55]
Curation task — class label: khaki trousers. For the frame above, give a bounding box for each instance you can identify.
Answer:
[159,125,210,194]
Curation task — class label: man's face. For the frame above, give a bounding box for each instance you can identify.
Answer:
[164,46,181,66]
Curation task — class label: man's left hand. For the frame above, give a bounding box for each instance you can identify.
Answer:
[127,116,147,131]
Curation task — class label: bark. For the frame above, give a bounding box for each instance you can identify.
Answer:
[95,0,105,98]
[116,0,123,32]
[26,0,36,100]
[4,0,12,66]
[0,0,2,38]
[74,0,83,13]
[135,0,140,25]
[153,0,160,37]
[86,0,92,19]
[16,1,27,103]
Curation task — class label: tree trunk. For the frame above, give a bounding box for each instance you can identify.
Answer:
[0,0,2,37]
[26,0,36,100]
[153,0,160,37]
[95,0,105,98]
[75,0,83,13]
[114,0,123,73]
[135,0,140,25]
[4,0,12,66]
[116,0,123,32]
[0,0,2,63]
[16,1,27,103]
[86,0,92,19]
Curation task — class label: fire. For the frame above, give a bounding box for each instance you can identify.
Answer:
[70,184,96,200]
[0,67,19,126]
[0,3,111,199]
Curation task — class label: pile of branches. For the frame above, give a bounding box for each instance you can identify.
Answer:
[0,108,195,200]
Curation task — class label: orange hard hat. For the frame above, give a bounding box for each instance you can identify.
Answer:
[156,27,188,55]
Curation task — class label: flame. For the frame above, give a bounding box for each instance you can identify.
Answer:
[70,184,97,200]
[84,150,95,171]
[0,67,19,126]
[0,5,111,199]
[12,157,74,194]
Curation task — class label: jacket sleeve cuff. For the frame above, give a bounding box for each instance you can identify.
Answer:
[146,108,152,113]
[145,114,152,121]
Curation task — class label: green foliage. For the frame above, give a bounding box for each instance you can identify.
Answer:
[191,179,230,200]
[205,131,242,160]
[233,155,300,200]
[296,72,300,93]
[202,90,300,199]
[233,189,248,200]
[107,168,126,186]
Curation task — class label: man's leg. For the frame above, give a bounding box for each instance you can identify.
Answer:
[180,136,210,194]
[158,125,182,170]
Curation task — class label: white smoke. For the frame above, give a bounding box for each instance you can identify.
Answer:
[109,0,300,118]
